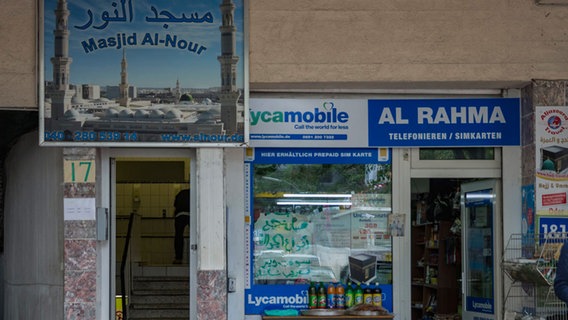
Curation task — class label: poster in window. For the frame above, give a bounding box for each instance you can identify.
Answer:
[535,107,568,216]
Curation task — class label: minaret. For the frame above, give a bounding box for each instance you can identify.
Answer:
[50,0,74,120]
[119,49,130,108]
[217,0,240,134]
[175,78,181,104]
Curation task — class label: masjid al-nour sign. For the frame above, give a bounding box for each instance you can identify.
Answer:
[41,0,246,145]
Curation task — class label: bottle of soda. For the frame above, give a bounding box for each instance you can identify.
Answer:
[354,283,363,305]
[326,282,336,309]
[335,282,345,309]
[345,281,354,308]
[363,286,373,305]
[317,282,326,309]
[308,282,318,309]
[372,282,382,307]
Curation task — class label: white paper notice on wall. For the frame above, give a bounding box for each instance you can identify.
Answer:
[64,198,96,220]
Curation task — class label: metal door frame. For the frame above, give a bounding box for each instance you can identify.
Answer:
[393,147,505,320]
[99,148,197,320]
[461,179,502,320]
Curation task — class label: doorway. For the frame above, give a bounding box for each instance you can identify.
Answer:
[410,178,464,319]
[100,148,196,320]
[407,148,503,320]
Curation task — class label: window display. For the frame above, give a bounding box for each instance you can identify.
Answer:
[245,148,393,314]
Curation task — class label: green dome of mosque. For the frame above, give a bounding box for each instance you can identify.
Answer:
[542,159,556,171]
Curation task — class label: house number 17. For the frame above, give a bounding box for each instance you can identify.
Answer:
[64,160,95,183]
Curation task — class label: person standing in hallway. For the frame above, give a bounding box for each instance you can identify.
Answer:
[173,188,190,264]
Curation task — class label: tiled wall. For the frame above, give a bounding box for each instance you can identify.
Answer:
[64,148,97,320]
[116,182,190,264]
[116,183,188,217]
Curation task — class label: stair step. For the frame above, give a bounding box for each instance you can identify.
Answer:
[128,310,189,320]
[134,276,189,281]
[131,302,188,310]
[132,288,188,294]
[129,273,190,319]
[129,318,188,320]
[129,308,189,318]
[132,277,189,291]
[131,293,188,305]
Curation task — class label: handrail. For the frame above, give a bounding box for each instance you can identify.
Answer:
[120,212,136,320]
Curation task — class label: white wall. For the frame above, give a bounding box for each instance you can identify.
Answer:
[3,1,568,108]
[0,1,36,108]
[249,1,568,89]
[3,131,64,319]
[196,148,226,269]
[226,148,246,320]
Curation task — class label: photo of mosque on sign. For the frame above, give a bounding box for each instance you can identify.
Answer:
[41,0,248,146]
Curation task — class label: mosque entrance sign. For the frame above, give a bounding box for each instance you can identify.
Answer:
[40,0,247,146]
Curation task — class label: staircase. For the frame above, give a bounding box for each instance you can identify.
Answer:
[128,264,190,320]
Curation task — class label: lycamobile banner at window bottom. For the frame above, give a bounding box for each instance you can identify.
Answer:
[249,98,521,148]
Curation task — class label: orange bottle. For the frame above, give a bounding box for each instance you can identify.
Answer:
[326,282,336,308]
[335,283,345,309]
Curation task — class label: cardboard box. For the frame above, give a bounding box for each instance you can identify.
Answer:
[349,254,377,283]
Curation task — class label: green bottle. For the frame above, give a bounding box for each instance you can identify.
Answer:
[317,282,326,309]
[354,283,363,305]
[345,281,354,308]
[308,282,318,309]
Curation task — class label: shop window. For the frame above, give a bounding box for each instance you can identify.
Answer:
[419,148,495,160]
[252,163,393,286]
[412,148,501,172]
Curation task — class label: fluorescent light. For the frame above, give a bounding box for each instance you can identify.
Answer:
[276,201,352,206]
[465,193,494,200]
[282,193,352,198]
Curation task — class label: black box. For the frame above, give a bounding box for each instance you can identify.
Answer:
[349,254,377,283]
[542,146,568,172]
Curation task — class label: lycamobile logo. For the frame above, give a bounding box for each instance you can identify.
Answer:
[250,102,349,126]
[247,292,308,306]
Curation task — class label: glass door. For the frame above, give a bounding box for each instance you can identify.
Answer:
[461,179,501,320]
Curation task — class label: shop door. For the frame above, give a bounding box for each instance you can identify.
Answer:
[102,149,196,320]
[406,147,507,320]
[461,179,501,320]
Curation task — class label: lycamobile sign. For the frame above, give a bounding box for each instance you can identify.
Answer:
[250,102,349,126]
[248,98,520,148]
[247,292,308,307]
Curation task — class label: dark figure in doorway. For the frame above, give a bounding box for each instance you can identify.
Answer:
[173,189,190,264]
[554,243,568,304]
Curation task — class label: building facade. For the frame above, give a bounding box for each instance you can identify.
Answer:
[1,1,568,320]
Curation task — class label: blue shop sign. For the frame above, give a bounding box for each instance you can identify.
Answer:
[247,147,391,164]
[250,97,520,148]
[367,98,520,147]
